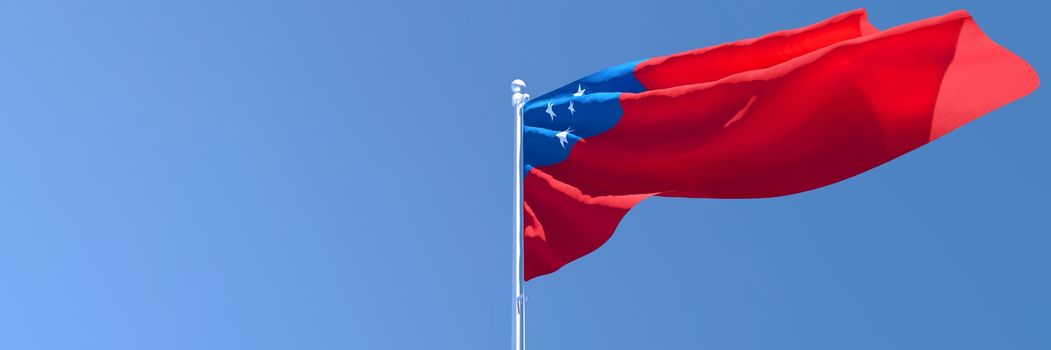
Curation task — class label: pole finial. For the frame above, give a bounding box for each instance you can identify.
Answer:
[512,79,530,114]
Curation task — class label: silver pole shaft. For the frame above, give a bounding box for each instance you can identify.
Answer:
[511,79,528,350]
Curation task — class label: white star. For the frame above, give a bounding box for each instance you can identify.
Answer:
[545,103,556,121]
[572,84,585,97]
[555,127,574,149]
[568,100,575,115]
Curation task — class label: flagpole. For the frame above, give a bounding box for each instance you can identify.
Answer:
[511,79,529,350]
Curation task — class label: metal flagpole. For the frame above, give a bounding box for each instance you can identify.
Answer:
[511,79,529,350]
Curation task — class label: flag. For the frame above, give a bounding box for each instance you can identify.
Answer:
[522,9,1038,281]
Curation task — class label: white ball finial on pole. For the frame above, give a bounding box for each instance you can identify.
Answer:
[512,79,530,112]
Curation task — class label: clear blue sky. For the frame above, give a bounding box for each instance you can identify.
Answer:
[0,1,1046,349]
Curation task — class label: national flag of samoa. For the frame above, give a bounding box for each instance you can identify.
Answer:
[522,9,1039,281]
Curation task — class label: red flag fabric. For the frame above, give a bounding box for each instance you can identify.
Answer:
[522,9,1039,281]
